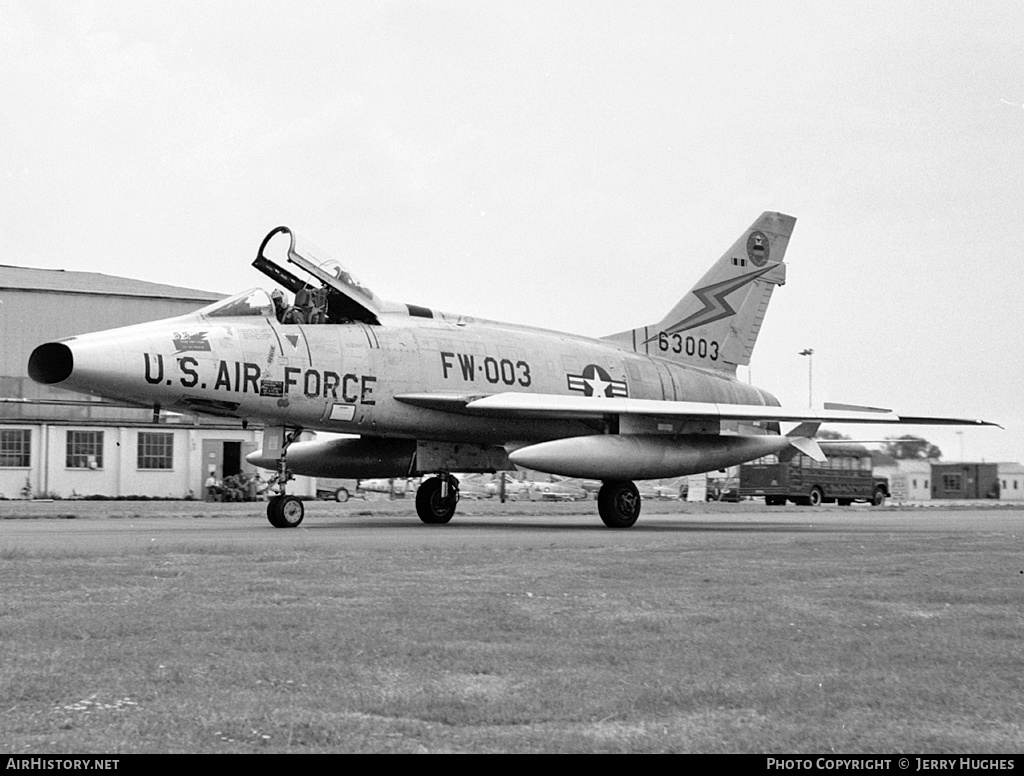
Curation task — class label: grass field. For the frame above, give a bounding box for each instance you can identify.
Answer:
[1,500,1022,753]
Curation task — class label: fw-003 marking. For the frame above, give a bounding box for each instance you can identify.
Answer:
[440,352,532,387]
[29,215,998,529]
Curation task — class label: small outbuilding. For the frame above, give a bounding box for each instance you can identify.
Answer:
[871,455,932,501]
[997,463,1024,501]
[929,462,1000,500]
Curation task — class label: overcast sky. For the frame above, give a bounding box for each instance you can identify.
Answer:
[3,1,1021,463]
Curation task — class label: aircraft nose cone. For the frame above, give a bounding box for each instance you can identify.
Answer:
[28,342,74,385]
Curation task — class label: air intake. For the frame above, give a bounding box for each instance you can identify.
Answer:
[28,343,73,385]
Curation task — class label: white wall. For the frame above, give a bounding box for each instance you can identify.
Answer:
[0,423,288,500]
[0,426,34,499]
[998,466,1024,501]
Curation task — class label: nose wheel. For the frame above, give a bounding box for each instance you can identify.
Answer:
[267,495,304,528]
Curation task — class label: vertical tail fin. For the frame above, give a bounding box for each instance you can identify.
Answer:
[603,211,796,374]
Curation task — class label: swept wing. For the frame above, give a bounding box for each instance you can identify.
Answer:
[396,391,998,427]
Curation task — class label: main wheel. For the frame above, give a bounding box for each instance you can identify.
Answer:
[808,486,824,507]
[268,495,304,528]
[597,481,641,528]
[416,477,458,524]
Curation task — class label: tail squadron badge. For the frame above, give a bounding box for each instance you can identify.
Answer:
[746,231,770,267]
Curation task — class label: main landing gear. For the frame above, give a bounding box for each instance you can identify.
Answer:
[267,427,305,528]
[415,474,460,524]
[597,480,641,528]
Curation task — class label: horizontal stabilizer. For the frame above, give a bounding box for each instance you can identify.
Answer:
[788,436,826,462]
[786,422,821,438]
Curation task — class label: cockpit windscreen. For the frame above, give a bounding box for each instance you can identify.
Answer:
[201,289,274,318]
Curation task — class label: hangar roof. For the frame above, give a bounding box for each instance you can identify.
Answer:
[0,264,222,302]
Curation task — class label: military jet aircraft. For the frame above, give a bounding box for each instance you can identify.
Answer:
[528,478,590,502]
[28,213,997,529]
[484,473,532,501]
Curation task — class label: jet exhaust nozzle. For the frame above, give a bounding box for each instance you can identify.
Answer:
[28,343,74,385]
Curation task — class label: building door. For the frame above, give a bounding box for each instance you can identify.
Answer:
[223,441,242,478]
[200,439,246,495]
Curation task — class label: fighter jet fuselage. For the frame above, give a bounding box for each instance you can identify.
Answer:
[28,215,996,528]
[31,304,776,442]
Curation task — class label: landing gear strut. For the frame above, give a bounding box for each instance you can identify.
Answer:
[267,427,305,528]
[416,474,460,524]
[597,480,641,528]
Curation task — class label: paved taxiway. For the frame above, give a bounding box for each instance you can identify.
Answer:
[2,500,1022,554]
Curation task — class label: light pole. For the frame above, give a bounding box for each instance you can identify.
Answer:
[799,348,814,408]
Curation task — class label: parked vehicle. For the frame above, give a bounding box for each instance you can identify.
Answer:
[739,444,889,506]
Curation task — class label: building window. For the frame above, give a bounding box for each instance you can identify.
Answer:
[912,479,918,489]
[66,430,103,469]
[942,474,962,492]
[138,432,173,470]
[0,429,31,467]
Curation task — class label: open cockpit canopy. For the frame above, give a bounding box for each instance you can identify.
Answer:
[253,225,382,324]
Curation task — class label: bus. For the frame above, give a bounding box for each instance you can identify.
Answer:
[739,444,889,506]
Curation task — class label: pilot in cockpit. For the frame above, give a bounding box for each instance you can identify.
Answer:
[271,289,306,324]
[272,285,331,325]
[270,289,287,322]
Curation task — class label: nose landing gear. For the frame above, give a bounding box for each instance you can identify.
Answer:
[267,427,305,528]
[268,494,305,528]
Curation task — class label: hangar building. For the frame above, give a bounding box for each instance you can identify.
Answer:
[0,265,266,500]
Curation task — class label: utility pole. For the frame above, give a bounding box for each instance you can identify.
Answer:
[799,348,814,408]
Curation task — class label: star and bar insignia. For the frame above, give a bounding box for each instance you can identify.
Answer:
[567,364,628,398]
